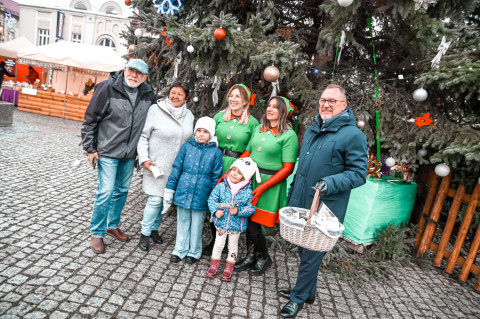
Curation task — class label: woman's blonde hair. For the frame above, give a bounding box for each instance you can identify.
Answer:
[223,84,250,125]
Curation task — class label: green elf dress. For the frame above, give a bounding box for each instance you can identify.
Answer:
[214,111,259,174]
[246,124,299,227]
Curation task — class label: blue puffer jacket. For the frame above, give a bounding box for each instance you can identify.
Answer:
[208,179,256,232]
[166,138,223,210]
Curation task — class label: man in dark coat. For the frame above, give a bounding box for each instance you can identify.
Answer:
[0,61,15,89]
[279,84,368,318]
[81,59,155,254]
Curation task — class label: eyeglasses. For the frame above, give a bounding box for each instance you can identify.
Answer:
[319,99,345,106]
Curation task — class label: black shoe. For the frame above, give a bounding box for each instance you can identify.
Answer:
[185,256,198,264]
[280,301,304,318]
[234,238,256,272]
[170,255,181,263]
[138,234,149,251]
[248,253,272,276]
[278,290,315,304]
[150,231,163,244]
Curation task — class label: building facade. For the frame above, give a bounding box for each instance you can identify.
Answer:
[17,0,131,55]
[0,0,20,42]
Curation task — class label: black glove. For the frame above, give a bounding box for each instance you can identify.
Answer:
[313,180,328,196]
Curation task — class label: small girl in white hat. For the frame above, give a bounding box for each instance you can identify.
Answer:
[206,157,261,281]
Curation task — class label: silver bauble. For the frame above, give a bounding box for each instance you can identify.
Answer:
[417,149,427,157]
[263,66,280,82]
[435,163,450,177]
[338,0,354,7]
[187,45,194,53]
[128,44,135,53]
[193,96,199,102]
[413,88,428,102]
[134,28,143,38]
[385,157,396,167]
[357,120,365,129]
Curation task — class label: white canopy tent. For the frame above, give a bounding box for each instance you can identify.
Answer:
[0,36,34,59]
[16,41,126,118]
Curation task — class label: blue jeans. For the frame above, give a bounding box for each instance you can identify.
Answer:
[172,207,207,259]
[141,195,164,236]
[90,157,135,238]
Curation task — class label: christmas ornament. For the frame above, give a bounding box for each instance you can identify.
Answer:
[263,66,280,82]
[125,0,131,5]
[173,52,182,79]
[392,162,412,181]
[187,45,194,53]
[336,30,347,66]
[435,163,450,177]
[417,149,427,157]
[134,28,143,38]
[212,76,220,106]
[357,120,365,129]
[385,157,396,167]
[153,0,183,15]
[128,44,135,53]
[287,90,294,98]
[214,27,226,41]
[415,113,433,127]
[338,0,354,7]
[193,96,199,102]
[413,88,428,102]
[160,27,175,46]
[413,0,437,10]
[368,154,382,178]
[431,36,451,68]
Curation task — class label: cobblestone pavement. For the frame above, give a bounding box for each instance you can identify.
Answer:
[1,109,480,319]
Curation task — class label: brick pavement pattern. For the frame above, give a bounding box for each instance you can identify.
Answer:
[1,109,480,319]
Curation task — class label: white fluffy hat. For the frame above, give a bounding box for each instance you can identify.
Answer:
[231,157,262,183]
[194,116,218,146]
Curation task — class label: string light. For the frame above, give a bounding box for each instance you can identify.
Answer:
[152,0,183,15]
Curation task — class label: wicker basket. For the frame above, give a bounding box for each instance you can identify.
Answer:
[279,188,343,252]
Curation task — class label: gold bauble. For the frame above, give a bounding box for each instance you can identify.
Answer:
[263,66,280,82]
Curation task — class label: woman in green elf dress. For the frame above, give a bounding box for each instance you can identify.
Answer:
[234,96,298,276]
[203,84,259,255]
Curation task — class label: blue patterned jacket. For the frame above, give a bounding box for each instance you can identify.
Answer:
[166,138,223,210]
[208,179,256,232]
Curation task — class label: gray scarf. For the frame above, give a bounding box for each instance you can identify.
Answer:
[164,97,186,120]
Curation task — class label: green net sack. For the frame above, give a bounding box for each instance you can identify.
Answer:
[342,176,418,244]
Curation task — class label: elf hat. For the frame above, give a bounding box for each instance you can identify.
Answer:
[231,157,262,183]
[233,84,256,106]
[194,116,218,145]
[278,96,295,118]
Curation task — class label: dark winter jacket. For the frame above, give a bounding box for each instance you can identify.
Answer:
[208,179,256,232]
[288,107,368,222]
[81,70,155,159]
[166,138,223,210]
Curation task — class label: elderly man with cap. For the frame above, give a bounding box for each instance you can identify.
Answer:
[81,59,155,254]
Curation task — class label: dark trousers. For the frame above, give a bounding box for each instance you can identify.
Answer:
[246,219,268,254]
[290,247,325,303]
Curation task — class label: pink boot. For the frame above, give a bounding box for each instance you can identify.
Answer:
[206,259,220,278]
[221,261,235,281]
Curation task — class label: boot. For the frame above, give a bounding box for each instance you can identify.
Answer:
[138,234,150,251]
[249,252,272,276]
[202,222,216,256]
[206,258,221,278]
[221,261,235,281]
[234,236,256,272]
[150,230,163,244]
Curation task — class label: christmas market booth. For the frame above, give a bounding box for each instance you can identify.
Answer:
[16,41,125,121]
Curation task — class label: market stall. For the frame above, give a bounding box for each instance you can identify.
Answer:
[16,40,125,121]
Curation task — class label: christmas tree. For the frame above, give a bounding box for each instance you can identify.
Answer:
[124,0,480,182]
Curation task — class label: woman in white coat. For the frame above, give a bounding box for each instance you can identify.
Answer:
[137,82,194,251]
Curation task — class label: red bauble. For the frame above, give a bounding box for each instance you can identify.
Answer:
[125,0,131,5]
[214,27,226,41]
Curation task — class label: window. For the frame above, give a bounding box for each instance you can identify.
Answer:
[98,38,115,48]
[105,6,118,15]
[38,29,49,46]
[74,2,87,10]
[72,33,81,43]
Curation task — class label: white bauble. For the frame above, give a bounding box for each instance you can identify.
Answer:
[435,163,450,177]
[187,45,194,53]
[413,88,428,102]
[338,0,354,7]
[357,120,365,129]
[193,96,199,102]
[134,28,143,38]
[385,157,396,167]
[417,149,427,157]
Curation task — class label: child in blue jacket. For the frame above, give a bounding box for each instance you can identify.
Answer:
[163,117,223,264]
[206,157,261,281]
